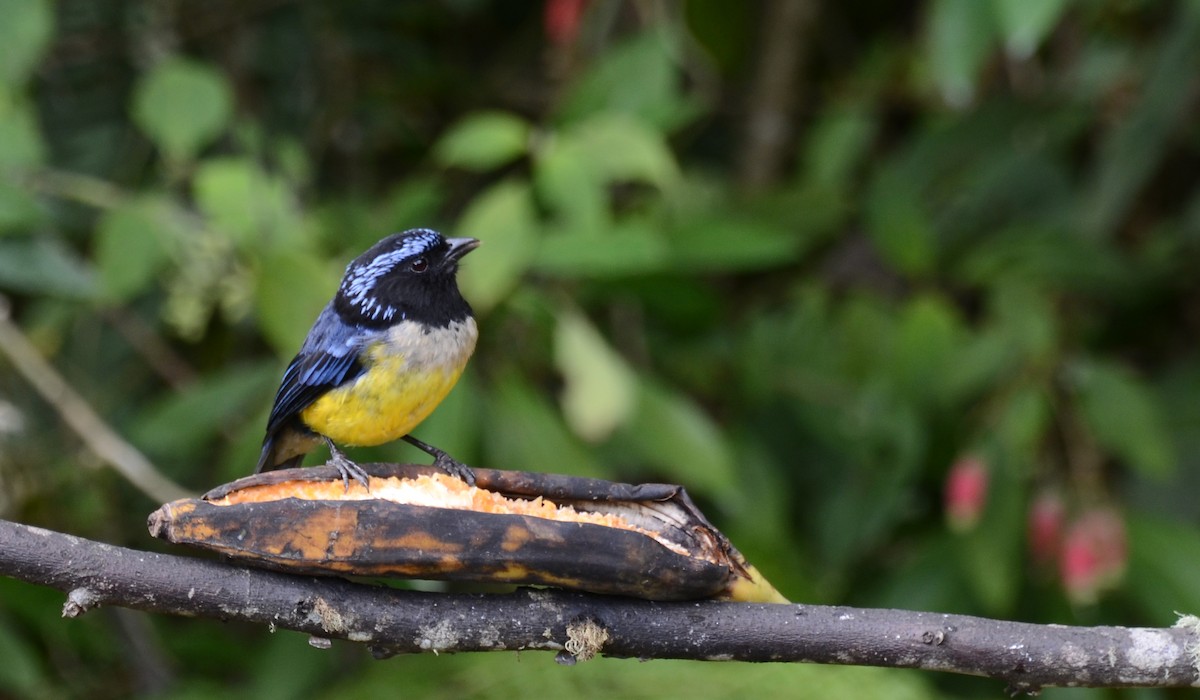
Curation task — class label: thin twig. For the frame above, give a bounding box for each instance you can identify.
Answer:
[100,308,198,390]
[0,296,191,502]
[23,168,128,210]
[736,0,817,192]
[0,518,1196,692]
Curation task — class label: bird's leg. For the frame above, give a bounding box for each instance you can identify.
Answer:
[324,437,370,491]
[402,434,476,486]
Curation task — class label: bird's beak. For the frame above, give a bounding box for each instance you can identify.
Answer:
[445,237,481,262]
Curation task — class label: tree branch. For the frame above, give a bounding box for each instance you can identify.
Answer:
[1,519,1197,692]
[0,296,190,503]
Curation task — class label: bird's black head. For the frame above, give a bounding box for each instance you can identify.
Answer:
[333,229,478,328]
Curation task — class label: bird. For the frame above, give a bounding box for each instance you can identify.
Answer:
[255,229,479,489]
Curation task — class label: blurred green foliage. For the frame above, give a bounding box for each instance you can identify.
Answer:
[0,0,1198,697]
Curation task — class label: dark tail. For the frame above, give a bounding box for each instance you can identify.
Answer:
[255,428,310,473]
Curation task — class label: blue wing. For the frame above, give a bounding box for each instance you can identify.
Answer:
[256,305,370,471]
[264,349,364,436]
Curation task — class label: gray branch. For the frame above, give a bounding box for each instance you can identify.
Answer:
[1,518,1197,693]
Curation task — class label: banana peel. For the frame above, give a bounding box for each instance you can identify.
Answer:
[148,463,787,603]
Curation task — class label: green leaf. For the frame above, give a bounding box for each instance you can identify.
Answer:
[1082,3,1200,240]
[623,381,738,504]
[958,226,1127,293]
[737,286,838,399]
[1074,359,1175,478]
[94,198,176,301]
[990,0,1068,59]
[132,58,233,162]
[0,178,41,233]
[192,157,306,249]
[569,114,680,189]
[0,97,45,168]
[533,220,669,277]
[557,30,702,131]
[925,0,997,107]
[887,294,965,405]
[1125,516,1200,626]
[534,114,678,234]
[454,180,539,313]
[987,283,1058,365]
[129,363,278,462]
[667,216,798,272]
[864,171,936,276]
[836,294,896,381]
[254,248,339,356]
[434,111,530,171]
[553,310,637,442]
[483,375,607,478]
[533,133,609,234]
[943,329,1018,400]
[0,235,93,298]
[992,385,1051,460]
[0,0,52,86]
[800,106,878,189]
[812,397,925,569]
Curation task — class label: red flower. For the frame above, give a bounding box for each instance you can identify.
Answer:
[1060,508,1128,605]
[944,456,988,532]
[544,0,588,46]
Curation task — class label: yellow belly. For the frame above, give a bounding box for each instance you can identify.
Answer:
[299,319,475,446]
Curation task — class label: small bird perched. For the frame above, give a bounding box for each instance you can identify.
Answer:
[255,229,479,488]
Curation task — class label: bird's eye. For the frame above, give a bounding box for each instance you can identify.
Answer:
[410,258,428,272]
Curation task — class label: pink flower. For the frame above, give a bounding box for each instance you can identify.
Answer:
[944,456,988,532]
[1060,508,1128,605]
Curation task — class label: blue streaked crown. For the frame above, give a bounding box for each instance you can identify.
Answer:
[338,229,443,323]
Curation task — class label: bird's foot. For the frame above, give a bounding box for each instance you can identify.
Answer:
[402,434,476,486]
[433,452,476,486]
[326,439,370,492]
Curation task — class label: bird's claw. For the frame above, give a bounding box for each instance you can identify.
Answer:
[326,440,370,492]
[403,434,476,486]
[433,452,476,487]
